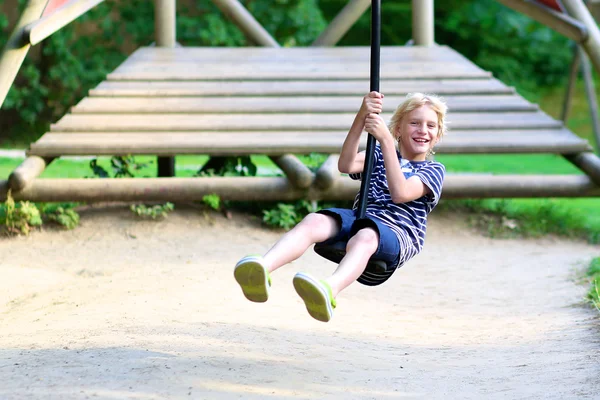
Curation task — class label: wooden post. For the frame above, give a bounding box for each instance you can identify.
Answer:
[269,155,314,189]
[312,0,371,47]
[211,0,279,47]
[155,0,176,176]
[8,156,51,191]
[412,0,434,46]
[0,0,49,108]
[314,154,339,190]
[155,0,176,47]
[1,174,598,202]
[25,0,105,45]
[564,152,600,184]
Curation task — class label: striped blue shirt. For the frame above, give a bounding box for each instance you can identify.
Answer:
[349,144,445,252]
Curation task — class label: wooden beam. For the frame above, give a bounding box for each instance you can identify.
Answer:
[125,45,467,63]
[314,154,340,190]
[312,0,370,46]
[412,0,435,46]
[211,0,279,47]
[24,0,105,46]
[155,0,176,47]
[564,152,600,185]
[322,174,600,199]
[29,129,590,157]
[0,0,49,108]
[91,78,514,97]
[49,112,562,132]
[2,174,598,202]
[73,95,538,113]
[496,0,588,42]
[107,61,490,80]
[8,156,51,191]
[269,155,314,189]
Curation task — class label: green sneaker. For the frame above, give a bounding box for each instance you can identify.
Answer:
[234,255,271,303]
[293,272,337,322]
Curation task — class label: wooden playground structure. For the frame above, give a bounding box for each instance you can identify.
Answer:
[1,0,600,202]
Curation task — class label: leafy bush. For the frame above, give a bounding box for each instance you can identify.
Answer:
[130,203,174,219]
[262,200,318,230]
[2,191,42,235]
[45,206,80,230]
[320,0,572,97]
[202,194,221,211]
[89,156,152,178]
[588,257,600,311]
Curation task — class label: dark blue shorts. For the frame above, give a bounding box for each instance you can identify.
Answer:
[316,208,401,270]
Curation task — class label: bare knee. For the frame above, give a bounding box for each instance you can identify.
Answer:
[295,212,338,241]
[347,227,379,255]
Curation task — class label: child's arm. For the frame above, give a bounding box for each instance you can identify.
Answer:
[338,92,383,174]
[364,114,431,203]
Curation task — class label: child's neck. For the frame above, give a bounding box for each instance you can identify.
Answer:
[400,152,428,162]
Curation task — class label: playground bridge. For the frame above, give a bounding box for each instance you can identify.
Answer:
[1,0,600,202]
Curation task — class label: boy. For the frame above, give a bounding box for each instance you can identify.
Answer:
[234,91,447,322]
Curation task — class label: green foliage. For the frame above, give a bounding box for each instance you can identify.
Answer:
[202,194,221,211]
[440,198,600,244]
[197,156,258,177]
[262,200,318,230]
[300,153,329,173]
[319,0,572,97]
[3,191,42,235]
[44,205,80,230]
[89,156,151,178]
[263,203,298,229]
[436,0,571,96]
[587,257,600,311]
[130,202,174,220]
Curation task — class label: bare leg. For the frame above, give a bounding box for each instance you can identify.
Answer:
[262,213,339,273]
[325,227,378,297]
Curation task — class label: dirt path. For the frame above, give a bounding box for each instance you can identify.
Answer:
[0,205,598,399]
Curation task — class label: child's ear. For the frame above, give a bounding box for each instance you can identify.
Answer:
[395,126,402,141]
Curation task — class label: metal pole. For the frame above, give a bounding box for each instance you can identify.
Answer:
[0,0,49,108]
[155,0,176,47]
[312,0,371,47]
[561,44,581,122]
[562,0,600,75]
[155,0,176,176]
[578,47,600,150]
[357,0,380,219]
[496,0,588,42]
[412,0,434,46]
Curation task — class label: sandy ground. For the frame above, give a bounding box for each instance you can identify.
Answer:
[0,205,598,400]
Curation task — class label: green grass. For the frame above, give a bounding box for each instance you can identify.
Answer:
[587,257,600,312]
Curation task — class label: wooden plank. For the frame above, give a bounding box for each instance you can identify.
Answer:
[29,129,590,156]
[108,62,491,81]
[92,78,514,97]
[73,95,537,114]
[50,112,563,132]
[125,45,468,63]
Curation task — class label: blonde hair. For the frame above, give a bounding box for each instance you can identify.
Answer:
[388,92,448,142]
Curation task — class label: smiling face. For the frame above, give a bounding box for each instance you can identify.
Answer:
[396,105,440,161]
